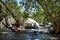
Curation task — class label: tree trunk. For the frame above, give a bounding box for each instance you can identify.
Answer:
[0,1,20,27]
[37,0,60,33]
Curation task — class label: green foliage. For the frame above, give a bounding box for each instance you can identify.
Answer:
[1,0,60,33]
[19,0,39,12]
[29,8,46,23]
[36,0,60,33]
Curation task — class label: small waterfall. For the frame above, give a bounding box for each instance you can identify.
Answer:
[25,18,41,28]
[25,18,53,33]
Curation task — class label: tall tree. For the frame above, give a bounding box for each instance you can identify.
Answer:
[19,0,60,33]
[0,0,21,27]
[36,0,60,33]
[0,0,30,27]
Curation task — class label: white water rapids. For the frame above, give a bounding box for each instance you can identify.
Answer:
[25,18,51,33]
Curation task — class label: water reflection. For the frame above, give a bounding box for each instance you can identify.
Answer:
[0,32,26,40]
[25,31,51,40]
[26,33,40,40]
[0,31,59,40]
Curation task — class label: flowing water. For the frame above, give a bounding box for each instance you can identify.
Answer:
[0,29,53,40]
[0,18,59,40]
